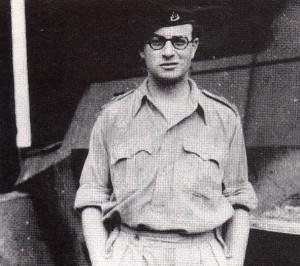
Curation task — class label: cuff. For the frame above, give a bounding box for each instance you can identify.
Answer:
[223,181,258,211]
[74,184,111,210]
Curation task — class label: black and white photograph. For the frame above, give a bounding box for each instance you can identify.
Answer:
[0,0,299,265]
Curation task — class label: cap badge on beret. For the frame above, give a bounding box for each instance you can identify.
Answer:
[170,11,180,22]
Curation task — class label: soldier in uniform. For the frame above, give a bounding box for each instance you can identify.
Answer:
[74,3,258,265]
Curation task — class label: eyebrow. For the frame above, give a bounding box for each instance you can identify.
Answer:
[152,33,185,39]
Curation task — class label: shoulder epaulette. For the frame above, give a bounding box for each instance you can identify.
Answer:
[202,89,239,115]
[111,89,135,100]
[101,89,135,110]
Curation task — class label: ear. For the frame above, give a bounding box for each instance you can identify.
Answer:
[139,49,145,59]
[191,38,199,59]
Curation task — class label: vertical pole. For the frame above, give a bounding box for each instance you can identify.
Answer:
[11,0,31,148]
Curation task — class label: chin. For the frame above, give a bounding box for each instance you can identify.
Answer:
[154,73,185,85]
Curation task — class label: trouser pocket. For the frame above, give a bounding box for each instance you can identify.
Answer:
[206,238,228,266]
[108,232,131,266]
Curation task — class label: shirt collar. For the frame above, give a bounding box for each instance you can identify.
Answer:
[132,78,209,124]
[188,78,210,124]
[132,78,148,117]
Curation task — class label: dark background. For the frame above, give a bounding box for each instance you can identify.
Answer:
[0,0,19,191]
[23,0,295,148]
[0,0,299,265]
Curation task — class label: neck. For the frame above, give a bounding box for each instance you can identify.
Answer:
[147,74,190,101]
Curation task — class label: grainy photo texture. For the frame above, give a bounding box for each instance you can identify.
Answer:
[0,0,299,265]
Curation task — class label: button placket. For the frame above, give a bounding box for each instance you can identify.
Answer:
[150,132,175,207]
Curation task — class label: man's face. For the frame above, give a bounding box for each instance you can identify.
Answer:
[140,24,199,84]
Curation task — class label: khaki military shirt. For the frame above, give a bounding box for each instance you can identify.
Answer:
[74,78,258,233]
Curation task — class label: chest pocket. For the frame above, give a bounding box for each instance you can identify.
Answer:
[109,140,154,196]
[176,139,226,195]
[183,140,224,167]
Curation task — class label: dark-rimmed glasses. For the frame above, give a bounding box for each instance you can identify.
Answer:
[147,36,193,50]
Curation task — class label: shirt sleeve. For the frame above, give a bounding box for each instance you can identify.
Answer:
[222,114,258,211]
[74,113,112,210]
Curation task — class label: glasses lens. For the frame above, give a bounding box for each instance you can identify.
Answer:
[172,37,188,50]
[149,37,165,50]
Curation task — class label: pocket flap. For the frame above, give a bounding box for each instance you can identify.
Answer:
[183,139,225,165]
[110,140,153,165]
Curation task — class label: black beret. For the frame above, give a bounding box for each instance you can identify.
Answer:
[128,1,231,47]
[132,1,195,32]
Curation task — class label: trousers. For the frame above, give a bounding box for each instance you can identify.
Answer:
[104,225,228,266]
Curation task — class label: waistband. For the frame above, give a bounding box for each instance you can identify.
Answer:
[120,224,215,244]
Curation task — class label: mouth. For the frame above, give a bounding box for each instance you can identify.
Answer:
[160,62,178,69]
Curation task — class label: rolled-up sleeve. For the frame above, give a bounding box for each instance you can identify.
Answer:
[223,114,258,211]
[74,113,112,211]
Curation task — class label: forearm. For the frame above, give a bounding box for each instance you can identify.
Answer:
[82,207,108,266]
[224,208,250,265]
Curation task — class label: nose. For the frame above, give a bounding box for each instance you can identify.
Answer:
[162,40,175,58]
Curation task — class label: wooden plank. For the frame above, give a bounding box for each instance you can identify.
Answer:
[251,205,300,235]
[251,216,300,235]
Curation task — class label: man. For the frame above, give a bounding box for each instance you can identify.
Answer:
[74,4,258,265]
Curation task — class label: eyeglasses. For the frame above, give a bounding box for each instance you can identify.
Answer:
[147,36,193,50]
